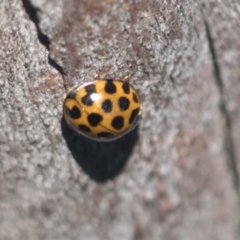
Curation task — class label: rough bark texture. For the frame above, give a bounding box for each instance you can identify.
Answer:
[0,0,240,240]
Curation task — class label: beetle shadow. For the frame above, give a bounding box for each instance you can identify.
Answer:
[61,116,139,183]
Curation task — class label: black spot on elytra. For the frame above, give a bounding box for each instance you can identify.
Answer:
[122,82,130,94]
[66,106,81,119]
[78,124,91,133]
[104,80,116,94]
[82,94,94,106]
[66,91,76,99]
[102,99,113,113]
[111,116,124,130]
[129,108,140,124]
[85,84,96,93]
[88,113,103,126]
[97,132,114,138]
[118,97,130,111]
[133,92,139,103]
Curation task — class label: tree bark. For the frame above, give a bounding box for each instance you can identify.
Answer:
[0,0,240,239]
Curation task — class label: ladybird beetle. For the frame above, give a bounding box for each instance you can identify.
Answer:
[63,74,142,142]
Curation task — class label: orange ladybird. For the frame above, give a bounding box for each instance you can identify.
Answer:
[63,74,142,142]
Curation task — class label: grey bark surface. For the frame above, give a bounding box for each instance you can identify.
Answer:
[0,0,240,240]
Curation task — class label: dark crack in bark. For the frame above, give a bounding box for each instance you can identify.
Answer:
[204,17,240,237]
[204,20,239,191]
[22,0,65,76]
